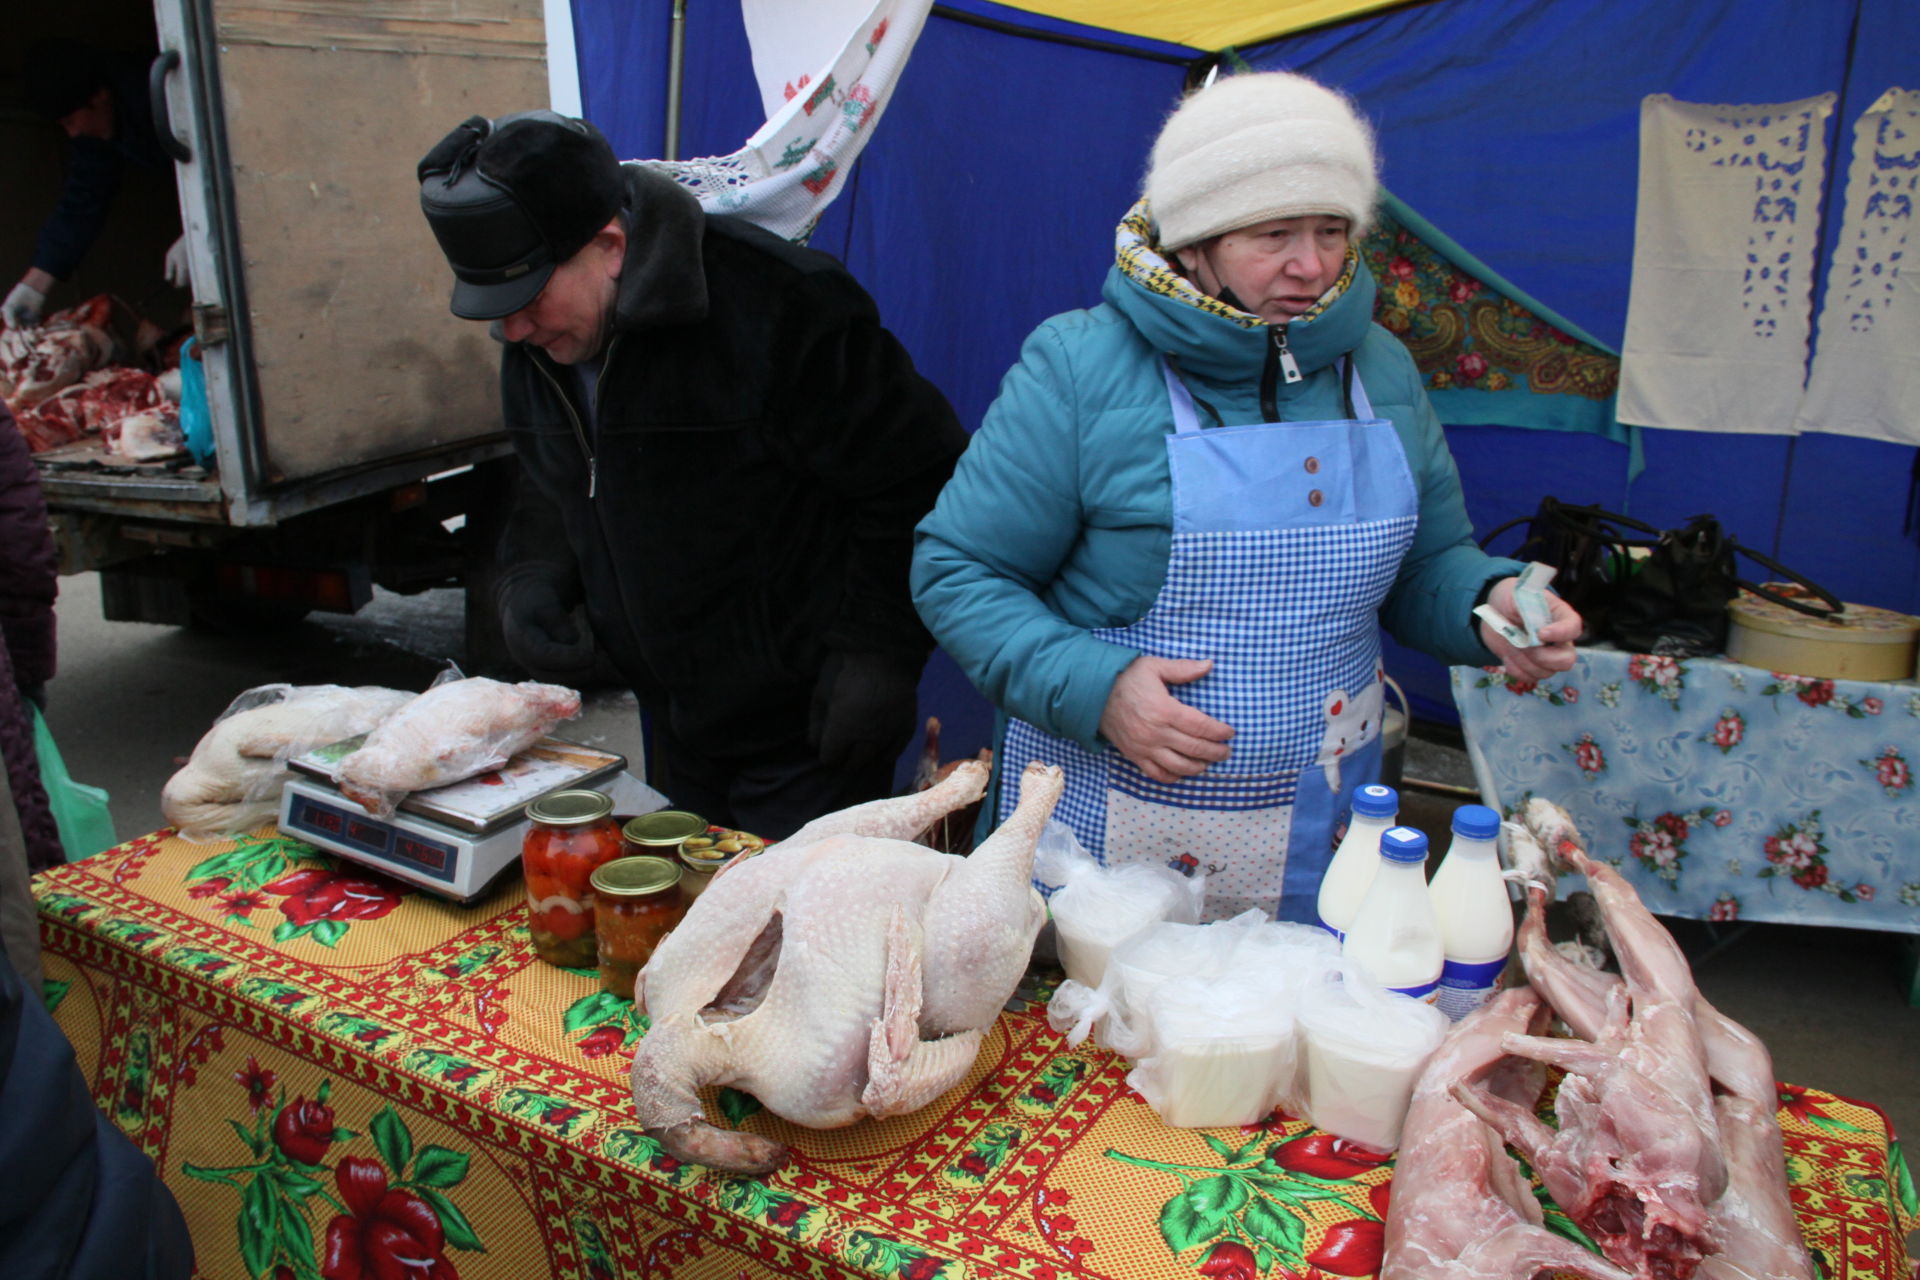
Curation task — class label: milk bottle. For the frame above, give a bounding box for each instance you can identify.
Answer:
[1340,827,1442,1002]
[1316,784,1399,941]
[1427,804,1514,1021]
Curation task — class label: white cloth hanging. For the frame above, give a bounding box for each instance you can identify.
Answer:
[637,0,932,243]
[1793,88,1920,444]
[1617,92,1837,434]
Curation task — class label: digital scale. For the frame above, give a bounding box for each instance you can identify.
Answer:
[277,735,669,902]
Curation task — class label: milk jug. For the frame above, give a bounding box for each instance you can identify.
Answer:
[1427,804,1514,1021]
[1341,827,1442,1002]
[1316,784,1399,941]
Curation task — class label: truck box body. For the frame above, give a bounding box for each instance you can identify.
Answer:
[7,0,546,633]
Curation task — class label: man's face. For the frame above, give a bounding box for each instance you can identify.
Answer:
[497,221,624,365]
[1176,215,1351,324]
[59,87,115,140]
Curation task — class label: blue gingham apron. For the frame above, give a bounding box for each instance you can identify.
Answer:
[1004,358,1418,922]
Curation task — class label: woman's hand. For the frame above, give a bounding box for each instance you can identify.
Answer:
[1098,656,1234,783]
[1479,576,1582,681]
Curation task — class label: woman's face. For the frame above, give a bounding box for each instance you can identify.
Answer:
[1174,215,1351,324]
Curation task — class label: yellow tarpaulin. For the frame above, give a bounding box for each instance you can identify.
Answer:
[995,0,1410,52]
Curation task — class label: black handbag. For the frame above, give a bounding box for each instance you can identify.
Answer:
[1477,498,1659,644]
[1480,499,1844,657]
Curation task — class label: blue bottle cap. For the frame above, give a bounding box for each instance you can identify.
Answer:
[1379,826,1428,863]
[1452,804,1500,840]
[1350,784,1398,819]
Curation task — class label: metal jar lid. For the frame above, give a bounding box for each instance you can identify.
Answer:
[622,810,708,847]
[525,789,615,826]
[590,855,683,897]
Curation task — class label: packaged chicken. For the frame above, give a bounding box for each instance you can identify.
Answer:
[332,674,581,818]
[1299,964,1450,1152]
[163,684,414,842]
[1033,818,1204,989]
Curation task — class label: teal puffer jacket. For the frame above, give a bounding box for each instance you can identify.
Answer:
[912,243,1518,752]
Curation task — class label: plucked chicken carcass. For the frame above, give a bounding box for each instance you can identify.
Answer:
[630,760,1063,1175]
[163,684,413,842]
[333,677,580,817]
[1383,985,1631,1280]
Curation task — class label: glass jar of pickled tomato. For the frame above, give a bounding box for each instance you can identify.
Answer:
[522,789,624,968]
[589,856,686,998]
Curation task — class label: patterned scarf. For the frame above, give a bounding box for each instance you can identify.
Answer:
[1115,199,1356,328]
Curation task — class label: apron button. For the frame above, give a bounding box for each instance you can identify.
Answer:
[1308,488,1325,507]
[1304,456,1321,474]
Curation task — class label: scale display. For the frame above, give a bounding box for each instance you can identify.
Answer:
[283,789,459,885]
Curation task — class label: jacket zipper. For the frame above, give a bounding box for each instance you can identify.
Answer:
[530,339,621,499]
[1260,323,1302,421]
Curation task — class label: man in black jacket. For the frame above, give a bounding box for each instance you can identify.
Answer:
[418,111,968,838]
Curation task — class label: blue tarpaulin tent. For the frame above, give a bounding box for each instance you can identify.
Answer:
[565,0,1920,764]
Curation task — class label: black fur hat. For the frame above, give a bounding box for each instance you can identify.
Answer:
[418,110,626,320]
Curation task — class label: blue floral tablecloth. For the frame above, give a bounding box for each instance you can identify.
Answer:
[1452,649,1920,934]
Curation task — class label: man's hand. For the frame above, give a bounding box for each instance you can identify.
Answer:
[163,235,192,289]
[1478,576,1582,681]
[1098,655,1234,783]
[3,279,46,330]
[498,570,598,684]
[809,651,921,771]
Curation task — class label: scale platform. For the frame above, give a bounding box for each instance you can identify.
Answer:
[277,736,668,902]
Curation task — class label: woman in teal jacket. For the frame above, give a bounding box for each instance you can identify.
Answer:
[913,72,1579,923]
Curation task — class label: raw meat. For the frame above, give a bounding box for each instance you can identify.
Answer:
[1460,849,1726,1279]
[111,403,186,461]
[163,684,414,842]
[629,761,1062,1175]
[332,677,580,817]
[1382,985,1631,1280]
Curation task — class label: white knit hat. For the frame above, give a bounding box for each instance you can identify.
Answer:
[1145,72,1379,252]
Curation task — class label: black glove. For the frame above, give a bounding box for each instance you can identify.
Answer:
[808,650,923,771]
[497,565,599,685]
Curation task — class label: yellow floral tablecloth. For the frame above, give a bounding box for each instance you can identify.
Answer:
[33,828,1919,1280]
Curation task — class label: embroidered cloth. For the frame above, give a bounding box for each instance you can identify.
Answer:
[1618,93,1837,435]
[1794,88,1920,443]
[34,826,1918,1278]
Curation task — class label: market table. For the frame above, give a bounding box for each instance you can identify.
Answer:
[1454,648,1920,937]
[34,826,1919,1280]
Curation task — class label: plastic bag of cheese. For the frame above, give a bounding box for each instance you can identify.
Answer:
[1298,963,1450,1152]
[1127,977,1298,1128]
[1032,819,1204,989]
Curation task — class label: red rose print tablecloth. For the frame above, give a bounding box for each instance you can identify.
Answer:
[34,826,1919,1279]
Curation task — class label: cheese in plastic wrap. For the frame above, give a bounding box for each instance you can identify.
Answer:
[1032,818,1204,989]
[1128,977,1299,1128]
[1298,964,1450,1152]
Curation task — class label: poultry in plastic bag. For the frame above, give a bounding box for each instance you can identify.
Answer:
[162,684,413,842]
[333,676,581,817]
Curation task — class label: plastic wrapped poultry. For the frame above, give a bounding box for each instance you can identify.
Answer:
[332,676,581,818]
[162,684,414,843]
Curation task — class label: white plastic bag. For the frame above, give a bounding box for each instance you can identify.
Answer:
[1033,819,1204,989]
[1298,963,1450,1152]
[1128,977,1298,1128]
[162,683,414,842]
[332,671,582,818]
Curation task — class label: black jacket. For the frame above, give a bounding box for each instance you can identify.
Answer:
[498,166,967,757]
[33,55,169,281]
